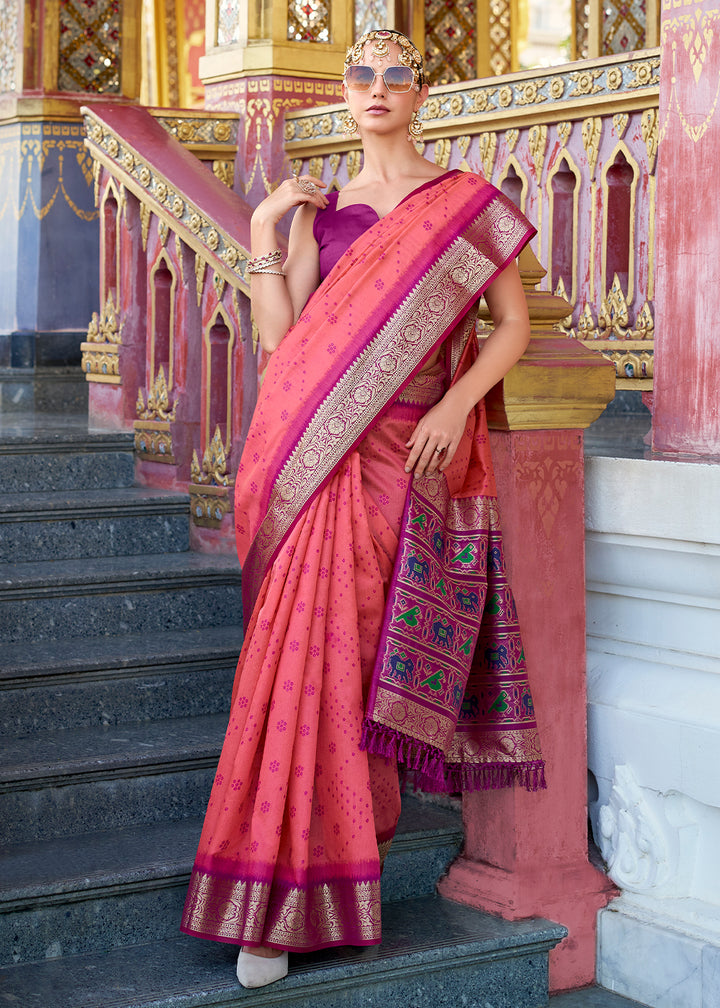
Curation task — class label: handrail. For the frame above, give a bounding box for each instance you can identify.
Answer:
[82,104,254,294]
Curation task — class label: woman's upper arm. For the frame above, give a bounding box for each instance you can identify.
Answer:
[483,259,528,329]
[285,204,321,322]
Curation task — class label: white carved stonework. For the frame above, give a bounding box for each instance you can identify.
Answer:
[597,765,671,893]
[585,456,720,1008]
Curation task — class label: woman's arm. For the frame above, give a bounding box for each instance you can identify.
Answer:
[405,259,530,477]
[249,176,327,353]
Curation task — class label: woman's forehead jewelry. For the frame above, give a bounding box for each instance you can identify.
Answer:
[345,29,424,87]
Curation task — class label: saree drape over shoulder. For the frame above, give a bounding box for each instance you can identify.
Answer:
[181,171,544,953]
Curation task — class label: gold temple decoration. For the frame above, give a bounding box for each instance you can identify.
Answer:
[140,203,152,250]
[613,113,629,138]
[641,108,658,173]
[597,275,630,340]
[190,426,233,528]
[557,122,572,147]
[136,366,176,422]
[434,139,452,169]
[528,125,547,179]
[479,132,497,179]
[80,293,123,384]
[582,117,602,179]
[134,366,177,464]
[195,254,206,306]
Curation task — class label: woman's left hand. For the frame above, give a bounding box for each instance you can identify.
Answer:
[405,394,470,478]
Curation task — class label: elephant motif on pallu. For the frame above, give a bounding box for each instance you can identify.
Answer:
[456,587,480,613]
[432,619,455,649]
[388,652,414,684]
[406,552,430,584]
[459,693,480,720]
[484,644,508,670]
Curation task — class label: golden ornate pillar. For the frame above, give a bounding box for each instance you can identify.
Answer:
[0,0,141,410]
[200,0,354,210]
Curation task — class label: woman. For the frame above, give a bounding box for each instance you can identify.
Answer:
[181,29,544,989]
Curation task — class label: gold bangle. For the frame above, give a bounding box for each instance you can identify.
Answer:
[249,268,285,276]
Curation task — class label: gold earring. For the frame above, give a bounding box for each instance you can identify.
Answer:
[408,111,424,142]
[343,112,358,137]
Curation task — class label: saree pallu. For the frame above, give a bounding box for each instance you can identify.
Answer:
[181,172,544,952]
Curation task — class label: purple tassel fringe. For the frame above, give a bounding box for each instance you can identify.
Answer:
[361,719,546,794]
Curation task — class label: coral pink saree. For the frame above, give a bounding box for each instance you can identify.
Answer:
[181,171,544,952]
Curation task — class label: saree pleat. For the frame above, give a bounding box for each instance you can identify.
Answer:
[182,424,420,950]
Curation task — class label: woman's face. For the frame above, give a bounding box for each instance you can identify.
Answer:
[342,40,428,138]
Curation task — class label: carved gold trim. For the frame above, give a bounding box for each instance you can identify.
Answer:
[82,106,251,296]
[479,132,497,179]
[80,342,120,383]
[202,306,236,454]
[190,424,233,528]
[496,154,529,214]
[149,250,178,391]
[136,365,177,422]
[284,50,660,156]
[546,151,580,310]
[189,483,231,528]
[582,116,602,180]
[133,419,176,463]
[100,179,123,311]
[600,141,639,306]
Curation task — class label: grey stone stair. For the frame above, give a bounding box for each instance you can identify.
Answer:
[0,423,134,493]
[0,418,573,1007]
[0,712,226,844]
[0,552,242,643]
[0,894,567,1008]
[0,797,464,968]
[0,486,191,561]
[0,626,243,734]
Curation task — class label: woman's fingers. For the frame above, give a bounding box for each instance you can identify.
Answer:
[288,175,328,209]
[405,428,455,478]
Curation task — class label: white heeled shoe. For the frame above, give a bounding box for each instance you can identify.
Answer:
[236,948,289,988]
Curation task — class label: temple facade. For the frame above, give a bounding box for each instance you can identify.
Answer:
[1,2,718,1005]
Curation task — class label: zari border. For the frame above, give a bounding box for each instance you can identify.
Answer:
[181,867,382,951]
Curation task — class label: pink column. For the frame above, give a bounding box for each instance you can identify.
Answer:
[439,428,615,992]
[652,0,720,454]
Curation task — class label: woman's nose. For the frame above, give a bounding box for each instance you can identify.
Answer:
[370,72,387,95]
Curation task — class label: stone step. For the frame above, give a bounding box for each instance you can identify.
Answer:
[0,420,134,493]
[0,797,463,966]
[0,487,191,562]
[0,894,567,1007]
[0,626,243,734]
[0,712,226,844]
[551,990,645,1007]
[0,552,242,644]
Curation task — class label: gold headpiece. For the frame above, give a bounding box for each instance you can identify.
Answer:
[344,29,425,88]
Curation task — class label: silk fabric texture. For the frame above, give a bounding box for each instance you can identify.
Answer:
[181,171,543,953]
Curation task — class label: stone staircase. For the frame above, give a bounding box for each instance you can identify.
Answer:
[0,416,575,1007]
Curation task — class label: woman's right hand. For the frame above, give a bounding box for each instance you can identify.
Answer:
[252,175,328,227]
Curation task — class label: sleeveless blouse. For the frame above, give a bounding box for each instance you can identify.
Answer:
[312,172,460,280]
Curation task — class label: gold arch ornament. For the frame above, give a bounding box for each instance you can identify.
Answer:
[661,8,720,144]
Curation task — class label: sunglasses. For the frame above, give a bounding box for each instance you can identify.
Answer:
[344,64,417,93]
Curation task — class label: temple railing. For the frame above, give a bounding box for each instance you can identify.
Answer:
[81,102,261,548]
[285,49,660,390]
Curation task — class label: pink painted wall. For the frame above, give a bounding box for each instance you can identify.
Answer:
[652,1,720,454]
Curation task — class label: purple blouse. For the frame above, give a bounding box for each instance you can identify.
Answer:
[312,172,460,280]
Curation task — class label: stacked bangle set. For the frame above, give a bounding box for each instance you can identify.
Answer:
[247,250,285,276]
